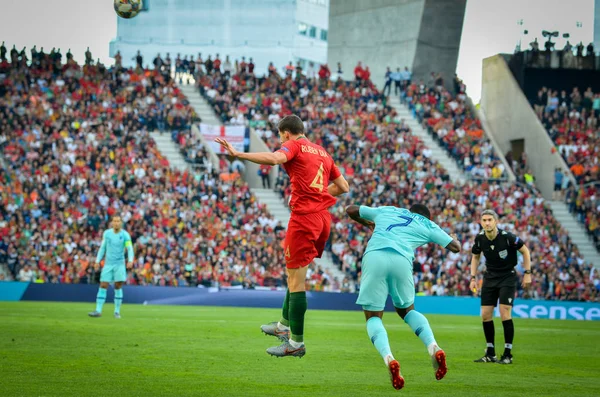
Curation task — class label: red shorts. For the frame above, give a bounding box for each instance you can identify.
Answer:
[284,209,331,269]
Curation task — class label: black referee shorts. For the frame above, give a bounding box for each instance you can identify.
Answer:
[480,273,518,307]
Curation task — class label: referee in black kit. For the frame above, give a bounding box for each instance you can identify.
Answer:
[469,210,531,364]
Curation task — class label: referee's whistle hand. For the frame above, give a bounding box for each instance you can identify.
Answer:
[522,273,532,288]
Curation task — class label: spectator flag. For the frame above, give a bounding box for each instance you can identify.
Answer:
[200,123,246,154]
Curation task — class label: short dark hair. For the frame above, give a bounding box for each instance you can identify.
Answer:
[277,115,304,135]
[481,209,498,220]
[410,204,431,219]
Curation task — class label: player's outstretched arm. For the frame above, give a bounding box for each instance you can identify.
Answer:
[238,151,288,165]
[328,175,349,197]
[345,205,375,230]
[445,234,461,253]
[215,138,287,165]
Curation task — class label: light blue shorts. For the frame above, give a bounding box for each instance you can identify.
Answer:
[356,248,415,311]
[100,264,127,283]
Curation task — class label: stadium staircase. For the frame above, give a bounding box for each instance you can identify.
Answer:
[388,96,467,184]
[179,85,222,126]
[0,263,11,280]
[149,131,189,172]
[315,252,351,291]
[547,201,600,268]
[251,188,291,229]
[178,85,291,229]
[178,84,292,227]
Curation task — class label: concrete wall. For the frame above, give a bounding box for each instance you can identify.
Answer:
[328,0,465,90]
[293,35,328,68]
[328,0,425,87]
[245,129,278,189]
[480,55,576,199]
[411,0,466,90]
[296,0,329,27]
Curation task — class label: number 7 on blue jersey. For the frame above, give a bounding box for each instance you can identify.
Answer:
[386,215,413,231]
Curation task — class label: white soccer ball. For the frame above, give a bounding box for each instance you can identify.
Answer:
[114,0,143,19]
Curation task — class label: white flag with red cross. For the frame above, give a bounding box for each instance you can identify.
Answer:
[200,124,246,153]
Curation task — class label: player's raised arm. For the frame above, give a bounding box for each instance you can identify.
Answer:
[95,231,107,264]
[215,138,289,165]
[345,205,375,230]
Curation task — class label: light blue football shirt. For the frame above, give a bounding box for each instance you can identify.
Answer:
[359,206,453,262]
[96,229,134,266]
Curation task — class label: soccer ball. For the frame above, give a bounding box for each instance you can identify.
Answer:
[114,0,143,19]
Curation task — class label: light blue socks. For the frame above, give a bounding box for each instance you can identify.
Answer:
[367,317,393,362]
[114,288,123,314]
[404,310,437,351]
[366,312,438,364]
[96,287,107,313]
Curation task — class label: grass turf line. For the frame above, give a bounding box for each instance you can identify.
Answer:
[1,302,599,396]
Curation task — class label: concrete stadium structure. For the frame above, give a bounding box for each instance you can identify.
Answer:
[327,0,466,90]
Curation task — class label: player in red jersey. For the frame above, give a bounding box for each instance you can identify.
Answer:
[215,115,349,358]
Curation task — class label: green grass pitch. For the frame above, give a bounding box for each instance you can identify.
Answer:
[1,302,599,396]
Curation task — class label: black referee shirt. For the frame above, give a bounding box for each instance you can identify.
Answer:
[471,229,524,277]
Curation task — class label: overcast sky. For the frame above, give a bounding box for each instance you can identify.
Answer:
[456,0,594,102]
[0,0,595,102]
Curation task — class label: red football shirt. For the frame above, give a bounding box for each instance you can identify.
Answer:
[276,138,341,214]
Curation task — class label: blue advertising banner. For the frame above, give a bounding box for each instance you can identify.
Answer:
[3,282,599,321]
[0,282,29,301]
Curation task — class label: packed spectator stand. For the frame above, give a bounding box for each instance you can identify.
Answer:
[405,73,507,181]
[530,86,599,253]
[193,57,599,302]
[0,45,294,290]
[1,44,598,301]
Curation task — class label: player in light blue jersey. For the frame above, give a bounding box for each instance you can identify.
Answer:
[346,204,461,390]
[88,216,134,319]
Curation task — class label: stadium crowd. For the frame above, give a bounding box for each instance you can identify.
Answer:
[0,47,300,290]
[193,57,599,302]
[1,46,598,301]
[532,86,599,252]
[405,73,507,180]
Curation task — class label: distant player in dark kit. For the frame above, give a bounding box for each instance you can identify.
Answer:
[470,209,531,364]
[215,115,349,358]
